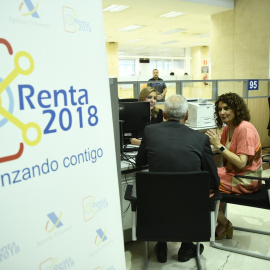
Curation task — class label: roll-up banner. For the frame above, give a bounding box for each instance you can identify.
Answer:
[0,1,126,269]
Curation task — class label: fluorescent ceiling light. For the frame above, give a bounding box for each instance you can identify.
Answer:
[128,39,145,43]
[196,33,211,37]
[191,43,208,47]
[135,47,146,50]
[160,11,185,18]
[103,5,129,12]
[162,28,185,35]
[119,25,143,32]
[161,40,179,44]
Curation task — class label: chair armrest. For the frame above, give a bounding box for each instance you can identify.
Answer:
[234,174,270,189]
[124,185,137,211]
[262,154,270,164]
[210,189,222,211]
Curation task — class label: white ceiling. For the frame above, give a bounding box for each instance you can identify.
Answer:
[102,0,234,58]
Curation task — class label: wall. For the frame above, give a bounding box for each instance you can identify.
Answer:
[211,0,270,147]
[106,42,119,78]
[211,0,270,80]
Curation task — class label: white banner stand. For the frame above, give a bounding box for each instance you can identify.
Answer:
[0,1,126,269]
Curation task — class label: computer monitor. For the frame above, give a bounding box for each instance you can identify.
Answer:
[118,101,150,143]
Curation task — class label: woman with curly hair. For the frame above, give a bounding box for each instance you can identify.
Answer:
[130,87,163,145]
[206,92,262,240]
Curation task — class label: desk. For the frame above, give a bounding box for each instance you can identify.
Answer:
[121,154,148,242]
[121,160,148,175]
[120,149,149,242]
[185,123,217,132]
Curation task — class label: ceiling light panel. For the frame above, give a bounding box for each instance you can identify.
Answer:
[160,11,185,18]
[162,29,186,35]
[103,5,129,12]
[119,25,143,32]
[161,40,179,44]
[196,33,211,37]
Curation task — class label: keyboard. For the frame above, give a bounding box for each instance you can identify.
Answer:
[123,147,139,153]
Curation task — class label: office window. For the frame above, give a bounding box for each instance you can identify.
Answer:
[150,59,163,71]
[173,60,184,69]
[163,60,172,70]
[156,60,163,70]
[119,59,135,76]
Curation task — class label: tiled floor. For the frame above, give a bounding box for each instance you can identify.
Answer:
[124,166,270,269]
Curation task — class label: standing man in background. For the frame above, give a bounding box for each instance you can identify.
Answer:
[147,69,167,102]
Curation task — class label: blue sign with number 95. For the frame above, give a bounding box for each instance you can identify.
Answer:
[248,80,259,90]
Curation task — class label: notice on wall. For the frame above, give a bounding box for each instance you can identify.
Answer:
[201,66,209,73]
[0,1,125,269]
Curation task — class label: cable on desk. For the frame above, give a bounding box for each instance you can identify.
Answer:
[121,154,136,166]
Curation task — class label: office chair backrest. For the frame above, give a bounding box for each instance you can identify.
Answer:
[135,171,211,243]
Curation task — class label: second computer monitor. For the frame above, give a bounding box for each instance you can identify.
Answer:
[119,101,150,140]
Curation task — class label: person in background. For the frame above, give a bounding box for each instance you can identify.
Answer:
[147,69,167,102]
[184,72,188,76]
[206,92,262,240]
[136,94,220,264]
[130,87,163,145]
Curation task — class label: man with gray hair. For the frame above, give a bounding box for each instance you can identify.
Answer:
[136,94,220,264]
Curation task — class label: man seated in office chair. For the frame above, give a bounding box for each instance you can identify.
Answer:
[136,94,220,263]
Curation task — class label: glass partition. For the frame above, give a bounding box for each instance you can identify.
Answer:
[218,81,244,97]
[118,79,270,100]
[165,82,177,98]
[248,80,269,97]
[118,82,136,99]
[182,81,213,100]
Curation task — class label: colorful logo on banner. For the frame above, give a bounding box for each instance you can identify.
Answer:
[95,228,107,246]
[0,38,42,164]
[82,196,97,221]
[45,212,63,233]
[62,6,92,33]
[39,257,74,270]
[82,195,109,222]
[0,38,99,167]
[40,257,57,270]
[19,0,40,18]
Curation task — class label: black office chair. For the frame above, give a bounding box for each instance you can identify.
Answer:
[125,171,221,270]
[211,174,270,260]
[262,97,270,164]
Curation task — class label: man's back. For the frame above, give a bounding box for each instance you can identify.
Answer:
[136,121,220,190]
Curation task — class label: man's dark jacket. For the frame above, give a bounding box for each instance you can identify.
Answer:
[136,120,220,191]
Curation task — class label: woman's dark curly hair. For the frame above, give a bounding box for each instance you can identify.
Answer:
[215,92,250,128]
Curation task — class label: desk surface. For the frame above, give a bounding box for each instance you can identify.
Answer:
[121,143,218,172]
[185,124,217,131]
[121,150,149,174]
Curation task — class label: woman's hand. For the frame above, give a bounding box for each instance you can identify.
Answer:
[205,129,222,149]
[206,129,248,169]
